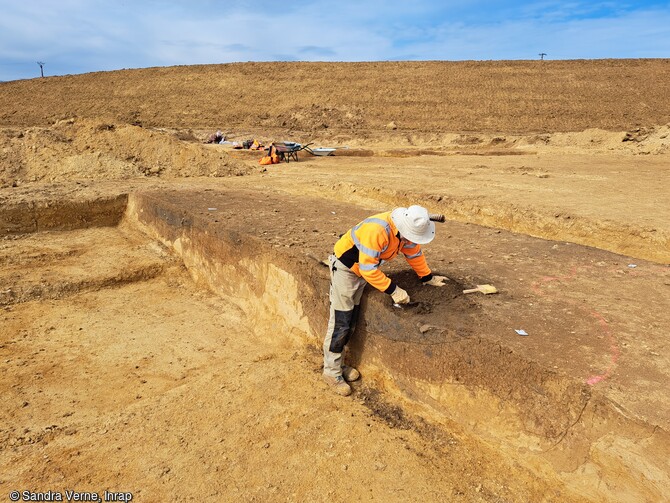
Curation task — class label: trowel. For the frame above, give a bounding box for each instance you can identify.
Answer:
[393,302,420,308]
[463,284,498,295]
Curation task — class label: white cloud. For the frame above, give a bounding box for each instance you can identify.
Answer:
[380,7,670,60]
[0,0,669,80]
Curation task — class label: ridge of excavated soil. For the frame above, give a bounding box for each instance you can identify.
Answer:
[0,118,249,188]
[2,60,670,135]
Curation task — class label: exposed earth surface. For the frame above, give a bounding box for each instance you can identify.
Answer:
[1,60,669,502]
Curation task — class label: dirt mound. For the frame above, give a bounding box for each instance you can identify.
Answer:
[343,126,670,155]
[2,60,670,136]
[517,124,670,154]
[0,118,249,188]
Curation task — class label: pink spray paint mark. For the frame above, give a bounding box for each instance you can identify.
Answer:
[530,265,620,386]
[585,311,620,386]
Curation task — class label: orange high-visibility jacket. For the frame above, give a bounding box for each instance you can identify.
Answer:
[333,211,431,293]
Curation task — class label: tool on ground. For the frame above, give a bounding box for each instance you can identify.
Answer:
[463,284,498,295]
[429,213,445,223]
[393,302,419,308]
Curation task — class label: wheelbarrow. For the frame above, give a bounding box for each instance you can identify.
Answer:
[270,142,314,163]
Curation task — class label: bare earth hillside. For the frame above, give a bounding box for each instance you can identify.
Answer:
[1,61,669,503]
[1,60,670,134]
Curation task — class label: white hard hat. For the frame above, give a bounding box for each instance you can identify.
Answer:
[391,205,435,244]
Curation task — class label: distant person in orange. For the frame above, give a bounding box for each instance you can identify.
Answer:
[323,205,447,396]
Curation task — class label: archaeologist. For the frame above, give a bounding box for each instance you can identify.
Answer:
[323,205,448,396]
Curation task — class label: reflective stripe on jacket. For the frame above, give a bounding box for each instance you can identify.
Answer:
[333,211,431,292]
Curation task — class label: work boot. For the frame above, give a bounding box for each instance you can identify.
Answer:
[342,365,360,382]
[323,374,352,396]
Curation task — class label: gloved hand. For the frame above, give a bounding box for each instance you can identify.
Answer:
[424,275,449,287]
[391,286,410,304]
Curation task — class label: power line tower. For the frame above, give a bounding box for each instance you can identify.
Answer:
[37,61,45,77]
[539,53,547,61]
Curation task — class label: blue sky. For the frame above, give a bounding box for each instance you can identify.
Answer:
[1,0,669,81]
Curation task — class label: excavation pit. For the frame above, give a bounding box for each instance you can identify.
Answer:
[2,184,669,502]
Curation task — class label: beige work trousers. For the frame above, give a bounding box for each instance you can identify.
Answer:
[323,255,367,378]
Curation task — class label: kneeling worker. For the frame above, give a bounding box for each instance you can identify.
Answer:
[323,205,447,396]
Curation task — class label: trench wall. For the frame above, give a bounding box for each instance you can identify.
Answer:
[0,193,128,237]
